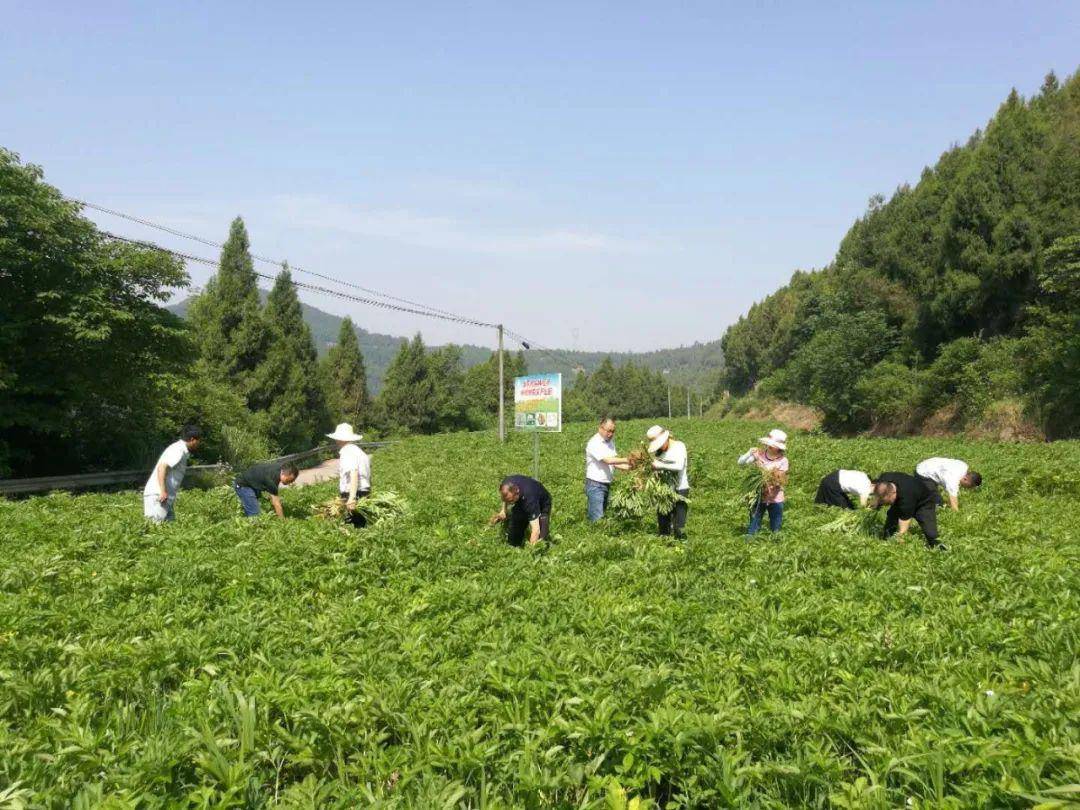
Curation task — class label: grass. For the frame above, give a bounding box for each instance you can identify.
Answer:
[0,420,1077,808]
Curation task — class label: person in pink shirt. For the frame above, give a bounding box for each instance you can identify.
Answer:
[737,428,789,535]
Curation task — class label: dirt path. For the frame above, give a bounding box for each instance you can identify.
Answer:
[293,458,338,487]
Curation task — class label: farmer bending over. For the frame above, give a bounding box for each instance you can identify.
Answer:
[143,425,202,523]
[233,461,299,518]
[915,457,982,512]
[327,422,371,527]
[815,469,872,509]
[491,475,551,546]
[871,473,945,550]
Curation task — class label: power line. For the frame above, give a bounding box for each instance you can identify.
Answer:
[74,198,477,323]
[100,231,499,328]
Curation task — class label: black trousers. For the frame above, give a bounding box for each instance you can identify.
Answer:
[916,474,944,506]
[339,490,370,528]
[507,506,550,546]
[658,489,690,537]
[885,500,939,546]
[815,470,855,509]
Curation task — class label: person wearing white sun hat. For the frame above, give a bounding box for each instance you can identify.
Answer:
[737,428,789,535]
[327,422,370,527]
[646,424,690,539]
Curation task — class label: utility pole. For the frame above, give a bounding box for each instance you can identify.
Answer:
[497,324,505,442]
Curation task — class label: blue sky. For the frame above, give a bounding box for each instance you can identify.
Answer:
[3,1,1078,351]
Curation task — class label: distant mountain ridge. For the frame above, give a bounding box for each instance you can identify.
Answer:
[168,294,723,393]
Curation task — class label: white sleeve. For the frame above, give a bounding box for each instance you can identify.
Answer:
[944,465,964,497]
[737,450,755,466]
[585,436,602,462]
[162,442,186,468]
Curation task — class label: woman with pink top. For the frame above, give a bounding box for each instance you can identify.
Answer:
[737,428,789,535]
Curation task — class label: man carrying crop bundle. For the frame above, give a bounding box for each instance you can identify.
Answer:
[815,469,873,509]
[915,457,982,512]
[871,472,945,550]
[233,462,299,518]
[143,425,202,523]
[646,425,690,539]
[327,422,371,528]
[491,475,551,546]
[585,416,630,521]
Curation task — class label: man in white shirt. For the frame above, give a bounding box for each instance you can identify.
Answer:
[815,469,873,509]
[585,416,629,521]
[915,457,982,512]
[646,425,690,539]
[327,422,371,527]
[143,425,202,523]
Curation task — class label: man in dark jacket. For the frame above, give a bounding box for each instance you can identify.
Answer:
[871,472,945,550]
[490,474,552,546]
[233,462,299,518]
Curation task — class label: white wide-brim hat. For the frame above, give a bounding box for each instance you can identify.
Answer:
[646,424,671,454]
[326,422,363,442]
[758,428,787,451]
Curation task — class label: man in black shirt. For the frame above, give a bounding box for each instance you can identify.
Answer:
[233,462,299,518]
[871,472,945,550]
[490,474,552,546]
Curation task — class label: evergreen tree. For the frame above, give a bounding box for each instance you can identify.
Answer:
[187,217,271,400]
[462,349,527,429]
[321,316,369,426]
[250,266,328,452]
[427,345,471,432]
[375,334,436,434]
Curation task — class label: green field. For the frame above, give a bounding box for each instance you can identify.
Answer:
[1,421,1077,808]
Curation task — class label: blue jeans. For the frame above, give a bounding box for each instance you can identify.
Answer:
[585,480,610,522]
[233,483,261,517]
[748,501,783,535]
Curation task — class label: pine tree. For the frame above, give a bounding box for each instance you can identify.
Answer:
[375,334,435,434]
[250,266,328,451]
[321,316,369,426]
[187,217,270,398]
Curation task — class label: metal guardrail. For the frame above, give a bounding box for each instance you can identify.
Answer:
[0,441,396,497]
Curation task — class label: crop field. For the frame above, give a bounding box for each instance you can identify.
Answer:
[1,420,1078,808]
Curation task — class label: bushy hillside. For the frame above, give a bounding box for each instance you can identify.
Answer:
[720,70,1080,438]
[1,421,1077,806]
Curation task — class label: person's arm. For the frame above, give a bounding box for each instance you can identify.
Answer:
[528,518,541,544]
[347,467,359,507]
[489,503,507,525]
[948,493,959,512]
[737,449,756,466]
[156,462,170,504]
[269,494,284,518]
[897,519,911,535]
[601,455,628,466]
[653,454,683,472]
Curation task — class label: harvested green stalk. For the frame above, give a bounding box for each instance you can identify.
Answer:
[608,443,689,520]
[313,491,408,526]
[735,464,783,509]
[819,508,884,538]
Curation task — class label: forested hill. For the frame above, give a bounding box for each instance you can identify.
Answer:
[719,70,1080,439]
[169,295,723,392]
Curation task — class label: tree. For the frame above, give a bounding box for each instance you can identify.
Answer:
[427,345,471,432]
[0,149,190,475]
[375,334,436,435]
[321,317,369,426]
[249,267,328,452]
[187,216,270,402]
[462,349,527,430]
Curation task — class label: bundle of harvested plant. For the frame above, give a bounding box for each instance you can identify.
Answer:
[312,491,408,526]
[608,443,689,520]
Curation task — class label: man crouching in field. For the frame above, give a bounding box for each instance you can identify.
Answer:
[490,475,551,547]
[233,462,299,518]
[871,473,946,550]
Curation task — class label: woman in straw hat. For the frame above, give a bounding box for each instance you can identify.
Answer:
[737,428,789,536]
[645,425,690,540]
[327,422,370,527]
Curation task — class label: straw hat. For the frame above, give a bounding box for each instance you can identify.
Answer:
[326,422,363,442]
[646,424,671,454]
[758,428,787,451]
